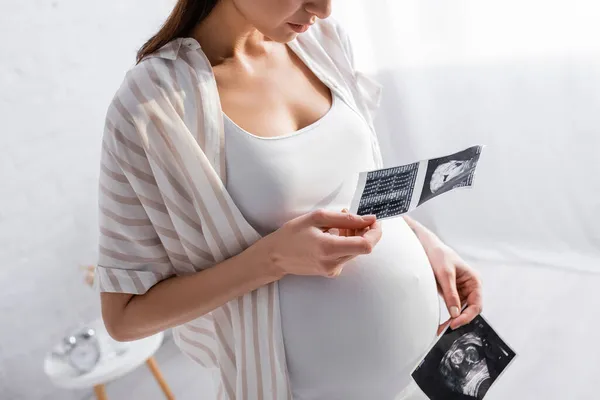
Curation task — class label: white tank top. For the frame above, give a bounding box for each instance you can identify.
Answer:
[224,94,440,399]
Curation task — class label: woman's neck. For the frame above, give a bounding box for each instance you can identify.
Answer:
[190,0,275,65]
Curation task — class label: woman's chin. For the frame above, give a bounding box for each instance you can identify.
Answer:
[259,25,302,44]
[266,32,300,44]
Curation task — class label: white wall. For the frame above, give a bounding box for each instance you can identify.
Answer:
[0,1,172,398]
[373,56,600,272]
[335,4,600,398]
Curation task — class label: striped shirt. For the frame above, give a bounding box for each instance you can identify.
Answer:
[95,18,383,400]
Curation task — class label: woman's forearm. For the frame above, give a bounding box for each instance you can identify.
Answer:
[403,215,443,252]
[102,242,282,341]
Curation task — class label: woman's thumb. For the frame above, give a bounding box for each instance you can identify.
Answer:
[438,269,461,319]
[339,208,349,237]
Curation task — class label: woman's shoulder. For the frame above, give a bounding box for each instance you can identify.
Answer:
[103,60,165,136]
[106,38,208,128]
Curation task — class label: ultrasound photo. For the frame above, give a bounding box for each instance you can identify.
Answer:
[355,162,420,218]
[411,315,516,400]
[418,145,483,206]
[348,145,485,219]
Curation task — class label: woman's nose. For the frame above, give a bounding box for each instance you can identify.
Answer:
[305,0,332,20]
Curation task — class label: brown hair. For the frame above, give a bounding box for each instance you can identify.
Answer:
[136,0,219,64]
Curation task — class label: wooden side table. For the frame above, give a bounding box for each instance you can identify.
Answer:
[44,318,174,399]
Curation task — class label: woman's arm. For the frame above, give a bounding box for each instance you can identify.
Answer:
[403,215,440,251]
[403,215,483,331]
[102,210,379,342]
[101,243,280,342]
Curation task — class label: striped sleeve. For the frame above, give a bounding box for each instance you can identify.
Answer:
[95,103,175,295]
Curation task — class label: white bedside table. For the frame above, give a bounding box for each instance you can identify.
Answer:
[44,318,174,400]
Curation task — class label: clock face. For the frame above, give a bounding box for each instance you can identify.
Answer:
[69,341,100,373]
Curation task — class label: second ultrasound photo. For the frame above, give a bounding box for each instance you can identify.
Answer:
[411,314,516,400]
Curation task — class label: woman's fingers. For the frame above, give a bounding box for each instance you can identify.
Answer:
[339,209,350,237]
[321,234,374,257]
[361,220,382,246]
[320,212,382,278]
[343,208,357,237]
[436,265,462,320]
[322,221,381,258]
[310,209,376,230]
[437,318,452,336]
[450,291,483,329]
[450,304,480,329]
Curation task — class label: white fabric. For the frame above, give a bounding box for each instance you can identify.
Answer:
[279,218,439,400]
[223,94,440,399]
[96,18,386,400]
[223,95,351,236]
[223,94,369,235]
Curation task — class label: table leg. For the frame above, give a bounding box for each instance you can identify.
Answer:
[93,385,107,400]
[146,356,175,400]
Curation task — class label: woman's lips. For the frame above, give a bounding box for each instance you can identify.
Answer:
[288,23,310,33]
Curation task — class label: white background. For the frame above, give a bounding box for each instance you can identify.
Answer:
[0,1,174,399]
[1,0,599,399]
[335,0,600,272]
[335,2,600,399]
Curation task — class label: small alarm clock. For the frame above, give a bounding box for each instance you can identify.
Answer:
[52,327,101,375]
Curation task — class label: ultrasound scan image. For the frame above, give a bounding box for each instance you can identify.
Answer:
[418,146,483,206]
[439,332,492,398]
[356,162,419,218]
[412,315,516,400]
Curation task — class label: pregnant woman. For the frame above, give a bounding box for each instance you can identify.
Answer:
[97,0,483,399]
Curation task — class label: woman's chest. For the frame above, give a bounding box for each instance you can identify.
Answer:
[224,96,375,235]
[214,46,333,139]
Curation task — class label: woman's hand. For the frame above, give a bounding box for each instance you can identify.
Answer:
[427,243,483,335]
[402,216,483,334]
[256,209,382,278]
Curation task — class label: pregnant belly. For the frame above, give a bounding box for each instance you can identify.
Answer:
[279,217,440,400]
